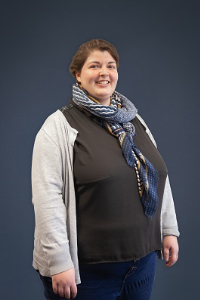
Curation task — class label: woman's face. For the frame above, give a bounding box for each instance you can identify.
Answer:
[76,50,118,106]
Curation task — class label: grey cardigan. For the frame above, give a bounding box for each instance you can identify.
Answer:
[32,110,180,284]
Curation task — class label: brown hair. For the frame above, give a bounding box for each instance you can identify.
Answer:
[69,39,119,78]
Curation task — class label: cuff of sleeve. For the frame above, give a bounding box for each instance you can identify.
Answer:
[162,229,180,237]
[48,243,74,276]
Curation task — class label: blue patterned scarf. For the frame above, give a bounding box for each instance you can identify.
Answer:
[72,83,159,217]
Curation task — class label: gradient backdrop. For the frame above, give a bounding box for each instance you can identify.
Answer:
[1,0,199,299]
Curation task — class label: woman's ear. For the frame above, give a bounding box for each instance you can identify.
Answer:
[75,72,81,83]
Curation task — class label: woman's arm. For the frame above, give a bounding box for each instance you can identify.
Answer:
[32,128,74,274]
[32,126,77,297]
[161,176,180,266]
[136,114,180,266]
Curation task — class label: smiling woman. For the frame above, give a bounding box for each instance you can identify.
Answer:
[75,50,118,105]
[32,39,179,300]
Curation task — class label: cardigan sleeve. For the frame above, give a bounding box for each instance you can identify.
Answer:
[161,175,180,237]
[136,114,180,237]
[32,127,74,276]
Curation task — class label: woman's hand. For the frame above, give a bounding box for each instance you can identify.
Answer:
[163,235,179,267]
[52,268,77,299]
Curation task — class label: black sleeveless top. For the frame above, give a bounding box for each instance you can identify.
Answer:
[61,104,168,264]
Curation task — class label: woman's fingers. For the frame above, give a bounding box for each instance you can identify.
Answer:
[52,281,58,294]
[52,268,77,298]
[58,286,64,298]
[63,286,71,299]
[70,283,78,299]
[167,247,178,267]
[63,285,77,299]
[164,247,169,264]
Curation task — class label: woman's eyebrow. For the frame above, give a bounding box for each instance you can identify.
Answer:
[88,61,116,64]
[88,61,101,64]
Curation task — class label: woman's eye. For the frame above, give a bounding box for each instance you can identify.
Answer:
[90,64,116,69]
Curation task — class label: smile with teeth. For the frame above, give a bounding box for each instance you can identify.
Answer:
[96,80,110,85]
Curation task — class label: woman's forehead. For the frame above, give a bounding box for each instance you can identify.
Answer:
[85,50,116,64]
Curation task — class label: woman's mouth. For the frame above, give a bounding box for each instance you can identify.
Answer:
[96,80,110,85]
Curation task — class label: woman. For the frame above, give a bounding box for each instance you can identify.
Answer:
[32,39,179,300]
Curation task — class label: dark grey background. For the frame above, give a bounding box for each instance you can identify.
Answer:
[0,0,199,299]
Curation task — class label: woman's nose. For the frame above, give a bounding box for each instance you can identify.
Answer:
[99,67,109,76]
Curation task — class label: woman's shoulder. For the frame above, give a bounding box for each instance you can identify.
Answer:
[136,114,157,147]
[135,114,148,130]
[36,109,78,144]
[42,109,67,128]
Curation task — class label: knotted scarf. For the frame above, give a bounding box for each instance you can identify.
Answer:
[72,83,159,217]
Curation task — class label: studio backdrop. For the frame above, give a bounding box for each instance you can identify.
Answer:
[0,1,199,299]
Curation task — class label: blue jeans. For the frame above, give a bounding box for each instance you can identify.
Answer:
[39,251,157,300]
